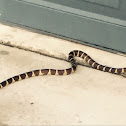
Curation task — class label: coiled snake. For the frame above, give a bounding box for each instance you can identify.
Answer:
[0,50,126,89]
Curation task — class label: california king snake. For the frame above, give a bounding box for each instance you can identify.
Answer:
[0,50,126,89]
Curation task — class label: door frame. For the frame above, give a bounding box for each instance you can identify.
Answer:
[0,0,126,53]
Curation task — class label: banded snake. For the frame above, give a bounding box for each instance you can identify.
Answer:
[0,50,126,89]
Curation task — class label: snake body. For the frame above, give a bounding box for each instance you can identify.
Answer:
[0,50,126,89]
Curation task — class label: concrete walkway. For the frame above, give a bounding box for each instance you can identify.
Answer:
[0,23,126,125]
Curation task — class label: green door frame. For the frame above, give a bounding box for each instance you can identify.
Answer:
[0,0,126,53]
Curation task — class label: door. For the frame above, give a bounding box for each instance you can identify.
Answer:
[0,0,126,53]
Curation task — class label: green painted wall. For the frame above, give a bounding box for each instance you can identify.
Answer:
[43,0,126,20]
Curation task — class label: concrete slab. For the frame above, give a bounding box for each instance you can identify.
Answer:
[0,23,126,125]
